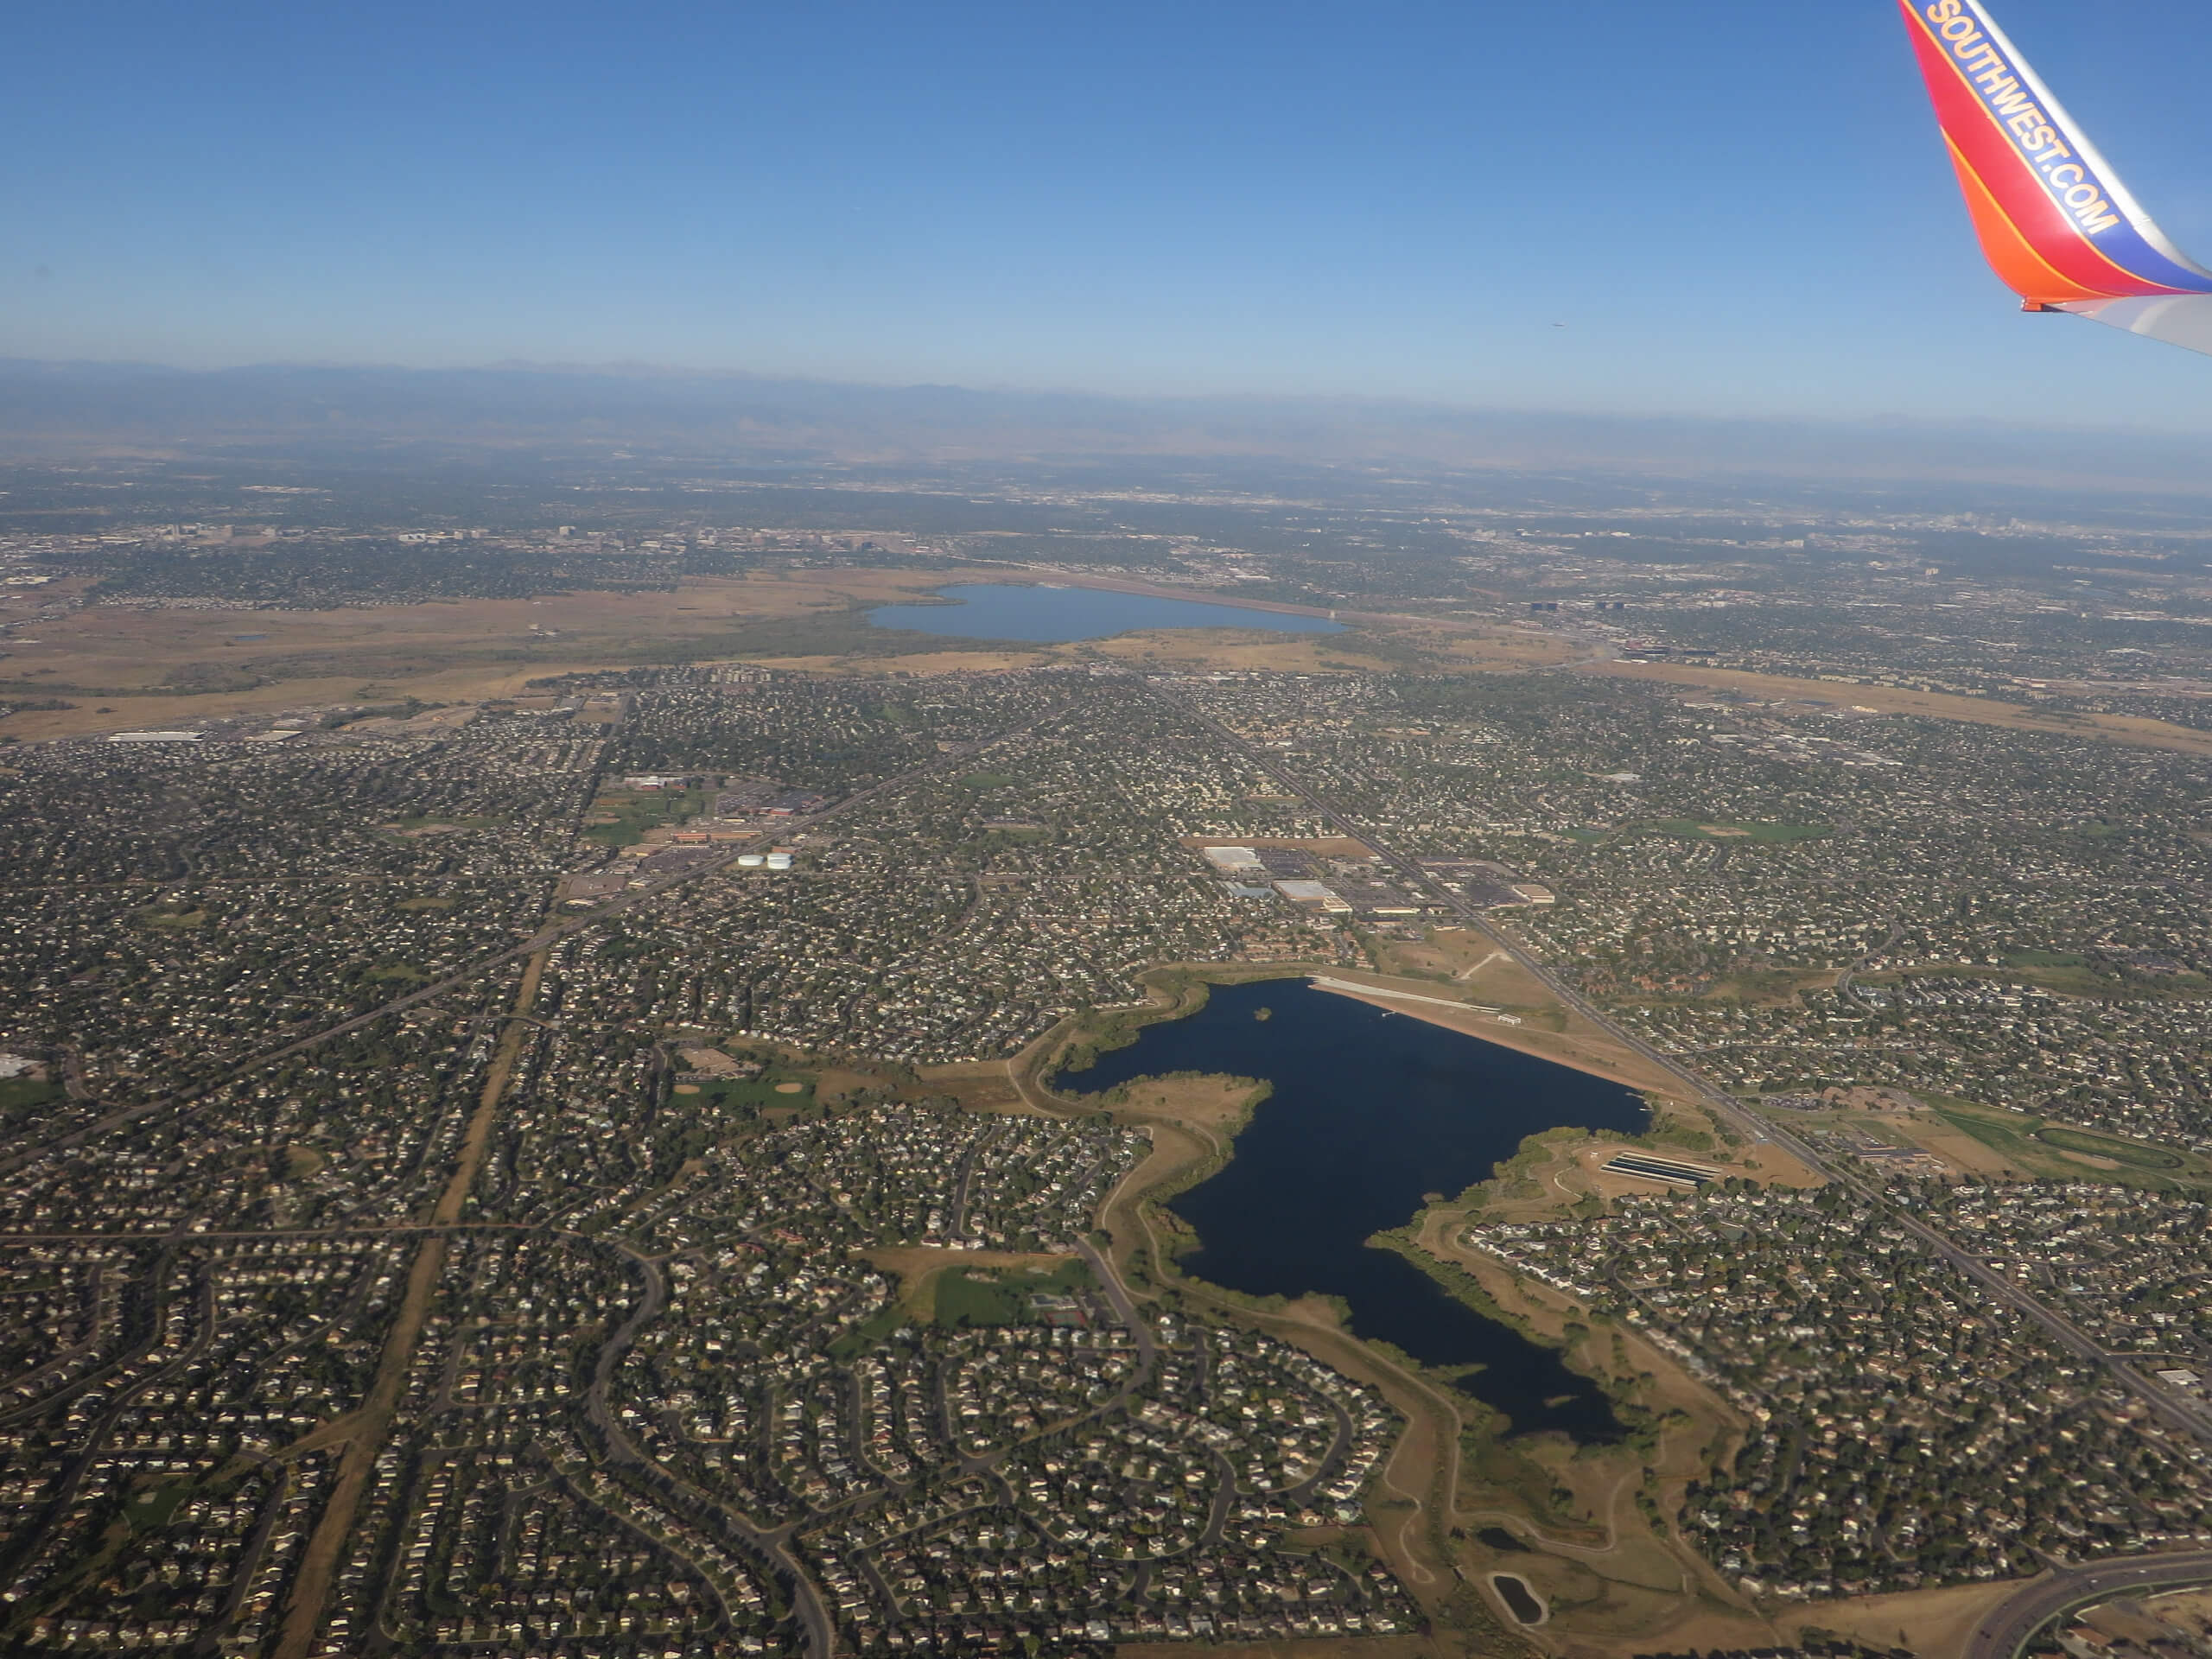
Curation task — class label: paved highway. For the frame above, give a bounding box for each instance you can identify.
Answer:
[1966,1550,2212,1659]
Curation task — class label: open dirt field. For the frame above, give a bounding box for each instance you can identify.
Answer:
[1782,1578,2026,1658]
[1373,929,1518,986]
[912,1058,1033,1114]
[1426,622,1586,671]
[0,565,1004,738]
[3,563,1598,741]
[1585,1134,1815,1208]
[804,1063,910,1107]
[1465,1116,1816,1228]
[1594,658,2212,757]
[1085,627,1417,675]
[1077,603,1578,678]
[1375,932,1581,1015]
[1103,1072,1268,1136]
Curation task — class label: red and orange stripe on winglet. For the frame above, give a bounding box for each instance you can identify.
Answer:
[1897,0,2212,304]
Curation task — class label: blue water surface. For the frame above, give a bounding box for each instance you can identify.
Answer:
[1058,977,1648,1440]
[868,583,1345,643]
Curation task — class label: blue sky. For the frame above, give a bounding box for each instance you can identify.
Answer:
[9,0,2212,429]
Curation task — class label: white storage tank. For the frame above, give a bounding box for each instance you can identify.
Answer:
[736,853,766,868]
[765,853,794,871]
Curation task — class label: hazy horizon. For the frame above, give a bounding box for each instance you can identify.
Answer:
[7,357,2212,499]
[13,0,2212,431]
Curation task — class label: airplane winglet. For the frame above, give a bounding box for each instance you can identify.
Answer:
[1897,0,2212,354]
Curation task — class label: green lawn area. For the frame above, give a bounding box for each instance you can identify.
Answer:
[933,1259,1096,1329]
[2037,1124,2183,1170]
[0,1077,61,1128]
[671,1072,814,1114]
[132,902,208,930]
[126,1478,193,1532]
[826,1304,909,1361]
[582,787,712,848]
[1646,818,1831,843]
[1934,1103,2209,1187]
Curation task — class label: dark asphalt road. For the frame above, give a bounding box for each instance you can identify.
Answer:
[1967,1551,2212,1659]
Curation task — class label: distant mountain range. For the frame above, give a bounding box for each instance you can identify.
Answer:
[1,358,2205,493]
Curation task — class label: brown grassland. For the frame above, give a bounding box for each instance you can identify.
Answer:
[0,564,1580,742]
[1593,658,2212,757]
[0,567,1000,738]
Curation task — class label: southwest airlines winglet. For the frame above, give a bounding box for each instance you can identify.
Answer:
[1900,0,2212,356]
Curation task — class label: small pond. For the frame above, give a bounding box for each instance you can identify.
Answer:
[1492,1573,1547,1624]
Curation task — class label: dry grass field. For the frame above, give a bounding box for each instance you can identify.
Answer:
[1102,1071,1268,1136]
[3,563,1588,741]
[1595,658,2212,756]
[0,566,994,737]
[1084,613,1580,677]
[912,1058,1033,1114]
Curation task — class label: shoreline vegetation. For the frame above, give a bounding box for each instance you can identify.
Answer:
[1025,955,1912,1654]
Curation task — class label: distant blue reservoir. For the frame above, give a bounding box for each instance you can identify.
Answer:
[1057,977,1647,1441]
[868,582,1344,644]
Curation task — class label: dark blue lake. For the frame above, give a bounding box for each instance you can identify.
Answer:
[1056,977,1647,1441]
[868,583,1346,644]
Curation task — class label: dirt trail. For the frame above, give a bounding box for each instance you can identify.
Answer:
[272,948,547,1659]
